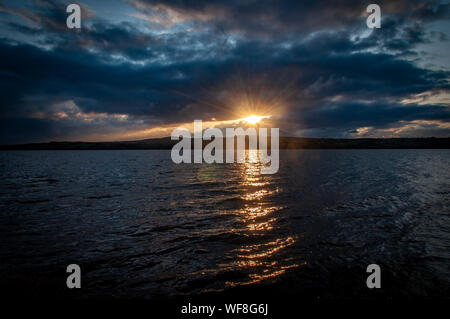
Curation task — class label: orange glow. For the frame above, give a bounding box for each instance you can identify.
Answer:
[239,115,270,125]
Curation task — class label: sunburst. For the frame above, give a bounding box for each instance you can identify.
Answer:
[240,115,270,125]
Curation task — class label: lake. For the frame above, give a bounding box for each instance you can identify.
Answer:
[0,149,449,299]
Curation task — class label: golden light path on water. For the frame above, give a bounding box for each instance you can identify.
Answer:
[188,150,302,290]
[227,150,300,286]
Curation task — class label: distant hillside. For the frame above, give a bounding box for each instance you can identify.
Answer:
[1,137,449,150]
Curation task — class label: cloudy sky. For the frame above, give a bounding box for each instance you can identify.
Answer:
[0,0,449,144]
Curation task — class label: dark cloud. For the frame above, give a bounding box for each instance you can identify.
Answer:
[291,101,450,129]
[0,0,95,32]
[0,0,449,143]
[128,0,449,37]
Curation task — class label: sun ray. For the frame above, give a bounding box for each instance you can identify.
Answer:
[239,115,270,125]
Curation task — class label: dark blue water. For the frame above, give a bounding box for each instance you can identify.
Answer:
[0,150,449,298]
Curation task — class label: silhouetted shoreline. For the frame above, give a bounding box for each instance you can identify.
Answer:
[1,137,449,150]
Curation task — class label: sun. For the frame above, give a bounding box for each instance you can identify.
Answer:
[240,115,269,125]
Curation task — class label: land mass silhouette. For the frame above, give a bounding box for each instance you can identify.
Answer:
[1,137,449,150]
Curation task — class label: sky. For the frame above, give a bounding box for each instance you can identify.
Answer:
[0,0,449,144]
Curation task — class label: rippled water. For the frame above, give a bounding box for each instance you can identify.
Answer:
[0,150,449,299]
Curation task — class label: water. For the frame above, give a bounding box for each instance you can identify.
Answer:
[0,150,449,299]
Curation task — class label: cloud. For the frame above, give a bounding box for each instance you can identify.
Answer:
[0,0,449,143]
[351,120,450,138]
[0,0,95,32]
[128,0,449,37]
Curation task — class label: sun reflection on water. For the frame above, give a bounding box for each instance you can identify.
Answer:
[226,149,299,286]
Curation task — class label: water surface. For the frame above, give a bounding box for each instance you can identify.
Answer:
[0,150,449,298]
